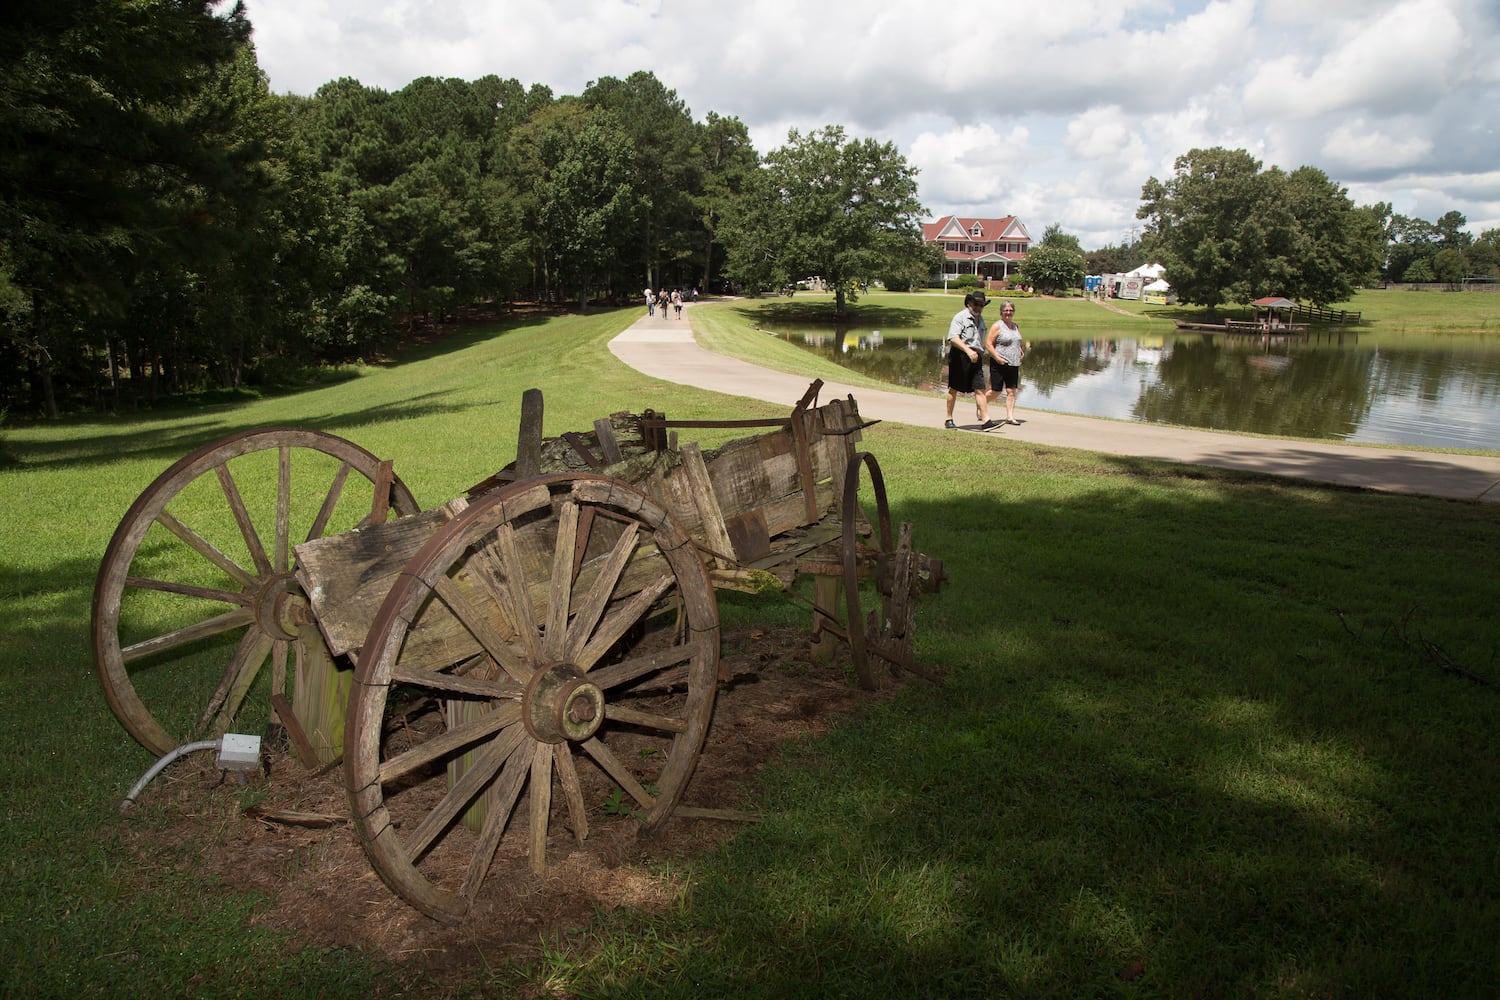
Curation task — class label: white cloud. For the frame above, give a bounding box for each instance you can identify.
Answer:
[1318,120,1435,173]
[242,0,1500,242]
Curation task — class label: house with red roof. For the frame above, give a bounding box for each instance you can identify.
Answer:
[922,215,1032,283]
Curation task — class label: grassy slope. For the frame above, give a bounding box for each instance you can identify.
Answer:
[2,298,1497,998]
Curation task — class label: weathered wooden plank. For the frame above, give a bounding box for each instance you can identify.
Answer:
[294,503,464,655]
[593,418,623,465]
[724,508,771,562]
[516,388,544,477]
[677,442,737,562]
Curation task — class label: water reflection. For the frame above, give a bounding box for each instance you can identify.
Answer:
[773,325,1500,451]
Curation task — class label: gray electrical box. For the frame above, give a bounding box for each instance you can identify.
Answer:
[216,733,262,771]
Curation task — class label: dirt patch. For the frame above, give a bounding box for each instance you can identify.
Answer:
[120,624,897,993]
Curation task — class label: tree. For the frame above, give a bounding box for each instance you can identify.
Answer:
[692,112,757,292]
[1,0,254,414]
[1138,147,1379,313]
[1383,213,1439,283]
[720,126,928,316]
[581,72,702,292]
[1039,223,1083,254]
[1467,229,1499,277]
[1019,244,1085,294]
[1137,148,1275,315]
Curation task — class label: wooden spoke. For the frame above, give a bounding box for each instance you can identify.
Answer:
[215,461,273,577]
[430,574,531,684]
[345,472,719,921]
[603,703,687,734]
[275,445,291,573]
[580,736,656,810]
[552,743,589,844]
[199,627,275,735]
[459,739,533,901]
[493,523,543,663]
[92,428,419,757]
[154,509,257,590]
[840,451,920,690]
[306,462,353,543]
[376,702,521,785]
[528,741,554,871]
[405,725,524,859]
[121,607,256,662]
[123,575,249,607]
[390,663,522,700]
[543,501,580,661]
[587,642,697,690]
[575,575,674,669]
[563,521,640,662]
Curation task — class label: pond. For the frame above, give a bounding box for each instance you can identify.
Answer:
[775,326,1500,452]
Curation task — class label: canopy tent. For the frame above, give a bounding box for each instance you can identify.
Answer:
[1250,296,1297,330]
[1125,263,1166,280]
[1144,279,1171,292]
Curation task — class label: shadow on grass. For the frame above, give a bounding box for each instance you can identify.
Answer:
[3,313,557,470]
[3,449,1497,996]
[554,480,1500,998]
[730,301,932,330]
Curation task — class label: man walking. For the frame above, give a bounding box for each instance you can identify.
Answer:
[945,290,1001,430]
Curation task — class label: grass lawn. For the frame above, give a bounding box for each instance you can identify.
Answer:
[2,300,1497,998]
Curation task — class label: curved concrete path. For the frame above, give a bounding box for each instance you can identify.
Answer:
[610,304,1500,503]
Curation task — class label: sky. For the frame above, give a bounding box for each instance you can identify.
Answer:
[241,0,1500,249]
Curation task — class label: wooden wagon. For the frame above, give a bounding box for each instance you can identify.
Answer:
[92,380,944,921]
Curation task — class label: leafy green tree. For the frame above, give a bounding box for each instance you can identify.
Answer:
[1137,148,1272,315]
[1467,229,1499,277]
[1402,258,1436,282]
[581,72,701,293]
[1,0,254,414]
[1383,213,1439,283]
[538,117,638,308]
[1432,248,1466,283]
[692,112,757,292]
[1275,165,1383,305]
[720,126,928,316]
[1433,210,1471,250]
[1019,244,1086,294]
[1039,223,1083,254]
[1085,242,1145,276]
[1138,147,1379,313]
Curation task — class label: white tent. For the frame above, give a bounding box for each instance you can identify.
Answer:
[1126,263,1166,280]
[1144,278,1170,292]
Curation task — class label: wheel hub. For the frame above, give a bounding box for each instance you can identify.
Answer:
[523,663,605,743]
[253,572,306,641]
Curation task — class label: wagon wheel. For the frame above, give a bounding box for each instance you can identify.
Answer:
[841,452,923,690]
[345,473,720,922]
[92,428,420,757]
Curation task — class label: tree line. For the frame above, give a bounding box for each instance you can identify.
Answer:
[4,4,1494,417]
[2,3,776,416]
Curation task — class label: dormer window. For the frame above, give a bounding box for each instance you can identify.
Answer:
[970,223,983,238]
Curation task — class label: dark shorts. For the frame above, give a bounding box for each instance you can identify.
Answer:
[989,361,1019,390]
[948,348,985,394]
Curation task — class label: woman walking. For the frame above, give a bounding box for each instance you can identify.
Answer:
[985,300,1025,425]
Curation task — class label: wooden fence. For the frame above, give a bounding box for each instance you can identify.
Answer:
[1292,303,1361,325]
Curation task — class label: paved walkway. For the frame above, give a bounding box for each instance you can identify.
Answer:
[610,305,1500,503]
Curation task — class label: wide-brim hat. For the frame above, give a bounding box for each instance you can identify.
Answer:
[966,289,988,306]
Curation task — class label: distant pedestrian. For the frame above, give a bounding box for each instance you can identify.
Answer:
[644,286,654,316]
[944,290,1000,430]
[672,289,683,318]
[985,300,1024,425]
[657,289,671,317]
